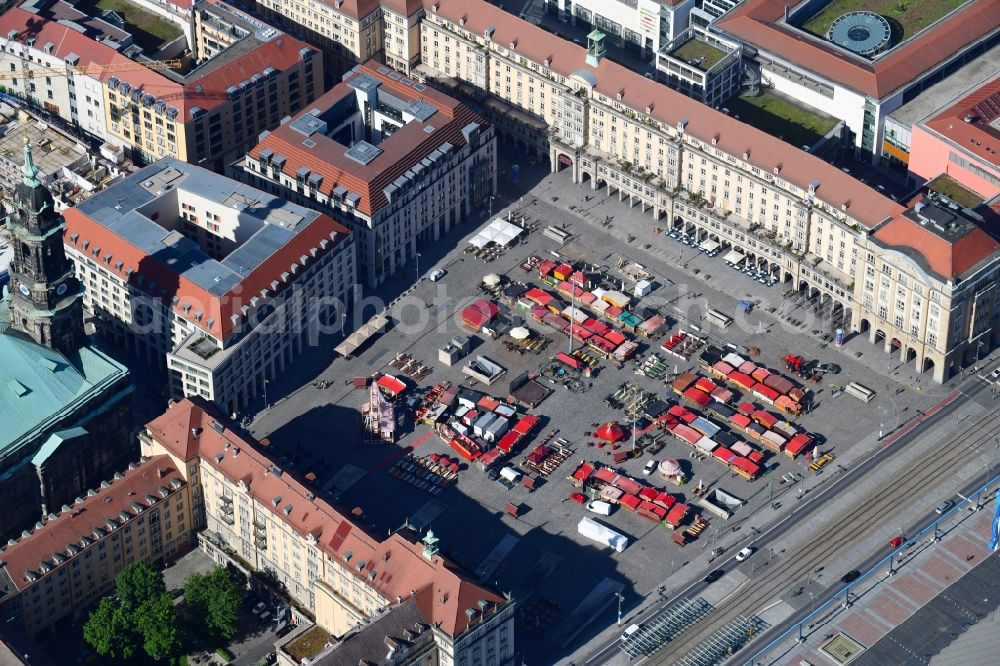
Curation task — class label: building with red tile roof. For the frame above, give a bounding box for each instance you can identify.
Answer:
[0,0,322,170]
[63,159,355,415]
[141,397,514,657]
[0,455,194,635]
[857,192,1000,381]
[239,61,495,286]
[907,71,1000,200]
[716,0,1000,155]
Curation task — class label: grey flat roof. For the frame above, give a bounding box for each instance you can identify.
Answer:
[75,158,321,295]
[890,50,1000,126]
[345,140,383,165]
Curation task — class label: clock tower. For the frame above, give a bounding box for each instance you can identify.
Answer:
[7,138,84,355]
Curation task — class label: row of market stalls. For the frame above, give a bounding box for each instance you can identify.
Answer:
[569,461,691,529]
[698,348,809,417]
[663,374,817,476]
[516,287,657,364]
[416,383,541,468]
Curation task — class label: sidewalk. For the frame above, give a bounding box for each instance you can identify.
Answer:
[759,495,998,665]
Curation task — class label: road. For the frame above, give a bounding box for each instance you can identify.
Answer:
[737,457,1000,666]
[579,374,996,665]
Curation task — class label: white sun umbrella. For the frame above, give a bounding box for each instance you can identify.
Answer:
[482,273,502,286]
[509,326,531,340]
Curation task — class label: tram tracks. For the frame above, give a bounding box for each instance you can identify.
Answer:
[649,406,1000,664]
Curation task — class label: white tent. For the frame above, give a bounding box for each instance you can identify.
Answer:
[509,326,531,340]
[482,273,501,286]
[700,239,720,252]
[469,219,524,249]
[723,249,745,265]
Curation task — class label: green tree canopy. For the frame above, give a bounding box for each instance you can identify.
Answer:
[83,561,182,661]
[83,596,138,660]
[116,560,166,609]
[136,592,183,660]
[184,566,243,640]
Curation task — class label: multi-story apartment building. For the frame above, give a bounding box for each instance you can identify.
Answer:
[252,0,384,79]
[0,455,194,635]
[715,0,1000,157]
[63,159,356,414]
[142,397,516,666]
[238,62,495,287]
[545,0,696,55]
[407,0,1000,380]
[904,70,1000,200]
[857,195,1000,376]
[655,25,742,107]
[0,0,322,171]
[881,51,1000,179]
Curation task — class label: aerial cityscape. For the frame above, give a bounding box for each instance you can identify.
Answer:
[0,0,998,664]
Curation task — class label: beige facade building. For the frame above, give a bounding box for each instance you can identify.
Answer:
[0,455,194,635]
[252,0,384,78]
[238,61,495,286]
[63,160,356,415]
[248,0,1000,378]
[0,0,322,171]
[142,397,515,666]
[395,0,1000,381]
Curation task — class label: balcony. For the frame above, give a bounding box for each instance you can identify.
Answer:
[220,513,235,526]
[255,535,267,550]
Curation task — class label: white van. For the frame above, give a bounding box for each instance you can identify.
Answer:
[586,500,613,516]
[621,624,641,643]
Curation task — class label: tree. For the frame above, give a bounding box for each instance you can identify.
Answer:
[115,560,166,609]
[136,592,183,660]
[184,567,243,640]
[83,562,182,661]
[83,597,137,660]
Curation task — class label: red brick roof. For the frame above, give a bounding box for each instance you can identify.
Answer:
[718,0,1000,99]
[0,456,186,594]
[873,213,1000,280]
[147,398,505,636]
[63,176,352,340]
[380,0,423,15]
[0,7,315,117]
[425,0,903,228]
[923,74,1000,170]
[249,61,488,217]
[0,8,120,72]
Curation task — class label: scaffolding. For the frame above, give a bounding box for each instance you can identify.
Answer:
[619,597,714,659]
[675,615,769,666]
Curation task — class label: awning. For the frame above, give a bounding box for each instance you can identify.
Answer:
[334,314,390,357]
[700,239,720,252]
[723,249,745,264]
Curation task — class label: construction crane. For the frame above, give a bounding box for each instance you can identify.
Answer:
[0,59,182,82]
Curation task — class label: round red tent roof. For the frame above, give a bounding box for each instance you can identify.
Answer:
[596,422,627,442]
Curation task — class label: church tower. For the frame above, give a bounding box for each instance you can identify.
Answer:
[7,138,85,355]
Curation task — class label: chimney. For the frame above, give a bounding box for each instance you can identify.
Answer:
[191,427,202,438]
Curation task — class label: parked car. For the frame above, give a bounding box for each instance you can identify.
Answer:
[735,547,754,562]
[429,269,446,282]
[643,460,657,476]
[935,499,953,514]
[253,601,267,616]
[259,610,271,622]
[840,570,860,584]
[586,500,613,516]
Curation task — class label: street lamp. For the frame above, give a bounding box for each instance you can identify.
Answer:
[263,378,270,410]
[613,590,625,626]
[488,195,496,220]
[416,252,421,277]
